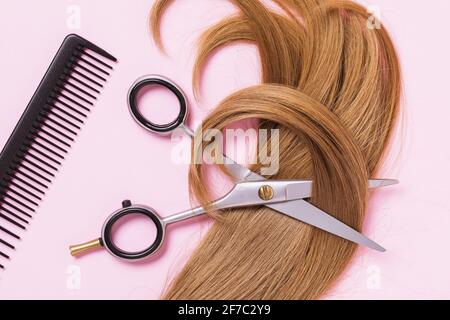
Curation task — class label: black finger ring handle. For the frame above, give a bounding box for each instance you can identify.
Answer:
[101,201,164,260]
[128,76,187,134]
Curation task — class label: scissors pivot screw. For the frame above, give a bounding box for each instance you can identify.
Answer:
[258,185,274,201]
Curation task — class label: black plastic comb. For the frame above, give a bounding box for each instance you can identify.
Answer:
[0,34,116,269]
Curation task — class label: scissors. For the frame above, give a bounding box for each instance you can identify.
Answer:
[69,75,398,260]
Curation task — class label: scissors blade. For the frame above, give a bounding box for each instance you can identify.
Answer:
[223,164,388,251]
[223,156,254,181]
[267,199,386,252]
[223,156,398,189]
[284,178,399,200]
[368,179,399,188]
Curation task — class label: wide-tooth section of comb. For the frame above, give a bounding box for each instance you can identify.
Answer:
[0,34,116,269]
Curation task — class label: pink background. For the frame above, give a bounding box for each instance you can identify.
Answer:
[0,0,449,299]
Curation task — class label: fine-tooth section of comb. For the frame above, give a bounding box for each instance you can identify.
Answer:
[0,34,116,270]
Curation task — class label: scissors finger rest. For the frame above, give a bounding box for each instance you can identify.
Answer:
[70,200,165,260]
[128,75,190,135]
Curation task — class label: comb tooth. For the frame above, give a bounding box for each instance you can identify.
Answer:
[59,78,97,100]
[45,104,84,125]
[0,196,32,220]
[73,55,110,76]
[30,130,69,153]
[70,60,107,82]
[66,66,104,88]
[76,50,113,70]
[24,141,63,163]
[0,239,15,250]
[0,225,20,239]
[0,183,39,207]
[40,113,77,136]
[0,36,116,268]
[63,73,100,94]
[35,119,74,142]
[78,43,117,62]
[56,84,94,106]
[15,157,55,178]
[27,139,65,160]
[9,166,48,190]
[0,190,35,213]
[0,212,27,230]
[42,106,82,130]
[0,205,30,224]
[2,178,42,201]
[54,90,91,112]
[0,251,10,260]
[34,125,71,148]
[12,161,52,184]
[19,147,58,172]
[5,173,45,196]
[51,96,89,117]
